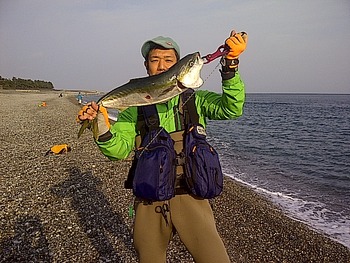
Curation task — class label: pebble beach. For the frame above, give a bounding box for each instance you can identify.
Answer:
[0,90,349,263]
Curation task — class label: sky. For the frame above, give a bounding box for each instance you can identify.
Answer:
[1,0,350,94]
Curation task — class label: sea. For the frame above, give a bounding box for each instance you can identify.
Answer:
[83,93,350,249]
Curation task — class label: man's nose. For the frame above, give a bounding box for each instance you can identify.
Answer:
[157,60,166,72]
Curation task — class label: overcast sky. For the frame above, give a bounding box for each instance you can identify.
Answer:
[1,0,350,93]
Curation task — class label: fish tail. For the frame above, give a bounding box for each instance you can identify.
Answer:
[78,119,92,138]
[91,119,99,140]
[77,119,99,140]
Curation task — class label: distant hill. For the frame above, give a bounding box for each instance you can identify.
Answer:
[0,76,54,90]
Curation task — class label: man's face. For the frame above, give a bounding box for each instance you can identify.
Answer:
[145,48,178,76]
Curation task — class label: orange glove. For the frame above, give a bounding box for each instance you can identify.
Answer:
[77,103,97,122]
[225,31,248,60]
[45,144,71,155]
[221,31,248,72]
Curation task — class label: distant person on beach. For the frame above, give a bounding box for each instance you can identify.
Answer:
[77,29,247,263]
[77,92,83,104]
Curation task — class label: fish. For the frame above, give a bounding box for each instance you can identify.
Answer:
[78,52,204,139]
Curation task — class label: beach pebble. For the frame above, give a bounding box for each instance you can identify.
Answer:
[0,90,349,262]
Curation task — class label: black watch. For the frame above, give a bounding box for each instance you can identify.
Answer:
[220,57,239,68]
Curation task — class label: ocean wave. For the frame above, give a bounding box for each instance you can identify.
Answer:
[225,172,350,249]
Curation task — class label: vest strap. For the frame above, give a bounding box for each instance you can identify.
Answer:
[127,89,200,190]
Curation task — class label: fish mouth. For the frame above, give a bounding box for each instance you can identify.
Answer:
[177,80,189,90]
[178,54,204,89]
[194,52,204,65]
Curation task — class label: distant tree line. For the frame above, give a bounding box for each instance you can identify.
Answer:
[0,76,54,90]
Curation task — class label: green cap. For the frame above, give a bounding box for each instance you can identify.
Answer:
[141,36,180,60]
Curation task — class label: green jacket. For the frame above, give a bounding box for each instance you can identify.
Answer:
[96,72,245,160]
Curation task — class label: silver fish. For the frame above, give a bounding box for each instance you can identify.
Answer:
[78,52,204,138]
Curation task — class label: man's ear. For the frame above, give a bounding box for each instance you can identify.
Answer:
[144,61,149,74]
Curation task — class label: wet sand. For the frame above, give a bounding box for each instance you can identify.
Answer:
[0,90,349,262]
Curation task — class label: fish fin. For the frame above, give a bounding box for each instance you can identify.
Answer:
[114,106,128,112]
[158,85,178,97]
[99,102,126,113]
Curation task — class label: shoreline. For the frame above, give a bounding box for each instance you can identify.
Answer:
[0,91,349,262]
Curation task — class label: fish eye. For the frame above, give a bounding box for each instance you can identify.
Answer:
[189,61,194,67]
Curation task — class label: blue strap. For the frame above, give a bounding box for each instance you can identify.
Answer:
[140,104,159,130]
[137,89,198,134]
[182,89,199,125]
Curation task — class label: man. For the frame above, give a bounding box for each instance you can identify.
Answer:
[78,30,247,263]
[77,92,83,104]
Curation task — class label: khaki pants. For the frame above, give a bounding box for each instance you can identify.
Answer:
[133,194,230,263]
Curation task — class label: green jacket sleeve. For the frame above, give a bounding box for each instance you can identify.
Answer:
[96,72,245,160]
[95,106,138,160]
[196,72,245,125]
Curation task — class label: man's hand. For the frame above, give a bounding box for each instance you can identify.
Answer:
[77,101,99,122]
[225,30,248,60]
[77,102,110,138]
[221,30,248,73]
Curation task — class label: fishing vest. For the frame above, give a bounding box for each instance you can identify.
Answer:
[125,89,223,201]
